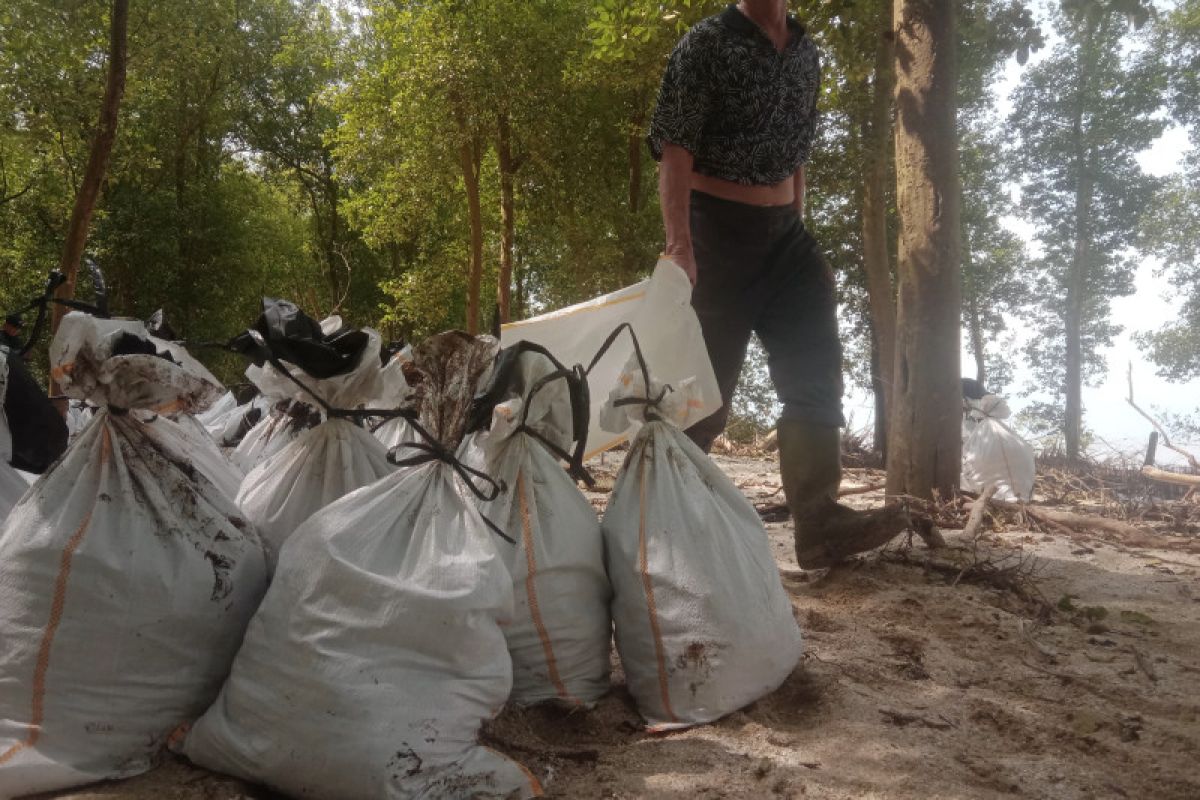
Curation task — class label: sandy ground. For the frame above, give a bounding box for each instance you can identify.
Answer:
[35,455,1200,800]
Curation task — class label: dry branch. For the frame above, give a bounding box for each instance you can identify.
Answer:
[839,481,887,497]
[1127,363,1200,472]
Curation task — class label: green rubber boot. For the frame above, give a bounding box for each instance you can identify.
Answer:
[778,419,911,569]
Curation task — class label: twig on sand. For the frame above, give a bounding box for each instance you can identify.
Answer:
[1129,646,1158,683]
[964,485,999,540]
[878,708,956,730]
[839,481,887,497]
[884,538,1052,618]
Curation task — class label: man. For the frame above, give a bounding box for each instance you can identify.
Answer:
[648,1,908,568]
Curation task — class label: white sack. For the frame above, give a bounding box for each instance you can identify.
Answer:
[235,328,393,565]
[64,401,94,445]
[961,395,1036,502]
[600,356,802,731]
[477,354,611,706]
[237,419,392,567]
[0,466,26,524]
[230,403,307,472]
[373,345,418,451]
[229,314,352,473]
[162,412,244,502]
[197,390,238,437]
[0,313,268,797]
[500,259,719,459]
[183,461,543,800]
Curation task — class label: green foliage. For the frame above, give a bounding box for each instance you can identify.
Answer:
[1138,0,1200,381]
[0,0,1187,442]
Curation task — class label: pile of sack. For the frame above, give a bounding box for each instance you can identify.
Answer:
[0,267,805,798]
[182,331,546,800]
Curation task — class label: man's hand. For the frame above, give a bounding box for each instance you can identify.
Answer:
[664,244,698,286]
[659,143,697,286]
[792,164,806,219]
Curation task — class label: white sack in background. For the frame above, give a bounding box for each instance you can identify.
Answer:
[235,328,393,566]
[961,395,1036,502]
[373,345,417,451]
[197,390,238,437]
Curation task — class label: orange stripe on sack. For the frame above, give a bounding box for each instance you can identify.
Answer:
[638,455,677,724]
[0,424,110,766]
[152,399,186,416]
[516,471,579,706]
[49,362,75,384]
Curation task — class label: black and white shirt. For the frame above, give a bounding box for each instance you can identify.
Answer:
[647,5,821,186]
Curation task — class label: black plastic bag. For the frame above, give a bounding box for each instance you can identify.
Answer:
[4,351,68,474]
[229,299,369,380]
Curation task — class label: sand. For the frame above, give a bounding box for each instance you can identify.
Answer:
[35,455,1200,799]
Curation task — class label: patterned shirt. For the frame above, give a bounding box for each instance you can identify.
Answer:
[646,5,821,186]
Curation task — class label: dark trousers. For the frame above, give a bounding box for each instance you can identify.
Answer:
[685,190,845,451]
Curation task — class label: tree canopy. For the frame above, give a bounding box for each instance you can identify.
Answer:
[0,0,1193,454]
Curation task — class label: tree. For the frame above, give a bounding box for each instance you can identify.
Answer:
[959,124,1028,390]
[1010,1,1164,460]
[886,0,963,500]
[1139,0,1200,380]
[50,0,127,342]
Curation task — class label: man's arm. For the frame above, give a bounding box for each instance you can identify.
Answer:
[659,143,697,285]
[792,164,806,218]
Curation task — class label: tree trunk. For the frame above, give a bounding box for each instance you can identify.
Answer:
[869,319,888,455]
[496,112,515,324]
[886,0,962,501]
[628,109,645,213]
[964,254,987,385]
[326,171,344,310]
[861,10,897,462]
[459,136,484,336]
[50,0,129,341]
[1064,19,1099,463]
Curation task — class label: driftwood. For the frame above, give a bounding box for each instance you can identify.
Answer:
[993,498,1200,555]
[1141,464,1200,488]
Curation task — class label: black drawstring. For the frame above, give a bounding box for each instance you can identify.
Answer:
[208,330,515,545]
[512,364,594,487]
[584,322,671,424]
[10,270,110,358]
[387,412,514,545]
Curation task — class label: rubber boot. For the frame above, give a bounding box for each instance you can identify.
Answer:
[778,419,911,569]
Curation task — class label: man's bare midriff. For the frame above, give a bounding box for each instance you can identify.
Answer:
[691,171,794,207]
